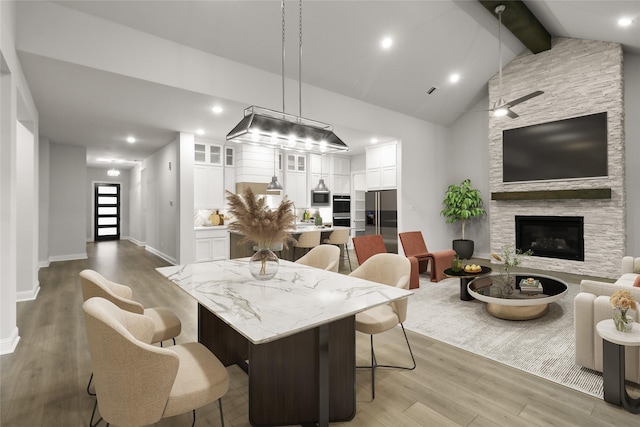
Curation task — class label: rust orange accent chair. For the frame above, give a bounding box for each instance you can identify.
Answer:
[352,234,420,289]
[352,235,387,265]
[399,231,457,285]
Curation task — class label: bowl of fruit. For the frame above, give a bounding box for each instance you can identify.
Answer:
[463,264,483,274]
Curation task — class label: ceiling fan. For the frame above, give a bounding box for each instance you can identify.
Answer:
[491,4,543,119]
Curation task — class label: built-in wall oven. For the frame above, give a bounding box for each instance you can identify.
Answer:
[332,195,351,227]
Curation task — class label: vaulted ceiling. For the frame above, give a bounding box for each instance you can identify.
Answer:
[14,1,640,165]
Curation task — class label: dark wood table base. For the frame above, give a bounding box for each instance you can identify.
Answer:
[602,339,640,413]
[198,303,356,426]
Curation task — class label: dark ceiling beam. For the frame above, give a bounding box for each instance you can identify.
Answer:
[478,0,551,54]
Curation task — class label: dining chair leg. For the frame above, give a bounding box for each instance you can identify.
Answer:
[358,324,416,400]
[86,372,96,396]
[219,398,225,427]
[344,243,352,271]
[89,398,103,427]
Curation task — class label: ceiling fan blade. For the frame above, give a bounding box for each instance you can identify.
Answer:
[506,109,519,119]
[506,90,544,107]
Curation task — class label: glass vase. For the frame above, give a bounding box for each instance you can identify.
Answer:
[249,248,279,281]
[613,307,634,332]
[498,272,515,297]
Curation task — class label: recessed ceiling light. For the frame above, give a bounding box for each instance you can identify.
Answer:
[196,129,205,135]
[126,136,136,143]
[618,17,633,27]
[381,37,393,49]
[211,106,223,114]
[370,138,378,144]
[449,73,460,83]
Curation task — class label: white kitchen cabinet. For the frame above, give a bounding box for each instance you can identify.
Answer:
[366,142,397,190]
[195,228,229,262]
[310,154,330,174]
[194,142,223,166]
[285,171,307,206]
[332,174,351,195]
[194,165,225,209]
[332,156,351,176]
[286,153,306,172]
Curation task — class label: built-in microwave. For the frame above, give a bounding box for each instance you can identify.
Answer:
[310,191,331,206]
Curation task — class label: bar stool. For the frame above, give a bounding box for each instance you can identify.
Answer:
[323,228,352,271]
[292,230,321,261]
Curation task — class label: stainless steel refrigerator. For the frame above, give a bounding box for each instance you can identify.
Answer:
[360,189,398,253]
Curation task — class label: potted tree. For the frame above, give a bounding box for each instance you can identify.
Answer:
[440,178,486,259]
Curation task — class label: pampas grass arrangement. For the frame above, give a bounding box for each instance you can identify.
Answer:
[226,187,296,250]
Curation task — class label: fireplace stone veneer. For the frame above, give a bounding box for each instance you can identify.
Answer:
[488,38,625,279]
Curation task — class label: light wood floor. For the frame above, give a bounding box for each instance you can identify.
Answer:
[2,240,639,426]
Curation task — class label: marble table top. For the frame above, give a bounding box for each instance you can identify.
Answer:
[157,258,412,344]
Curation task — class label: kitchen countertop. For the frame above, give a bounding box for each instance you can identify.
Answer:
[195,225,229,231]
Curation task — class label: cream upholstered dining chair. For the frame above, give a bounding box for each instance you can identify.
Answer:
[323,228,352,271]
[82,297,229,427]
[295,244,340,272]
[79,269,182,395]
[292,230,321,260]
[349,253,416,400]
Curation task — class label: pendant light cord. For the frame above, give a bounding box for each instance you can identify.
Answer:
[496,5,505,101]
[299,0,303,118]
[281,0,286,115]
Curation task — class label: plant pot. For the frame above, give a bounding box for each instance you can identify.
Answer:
[453,239,474,260]
[249,248,279,280]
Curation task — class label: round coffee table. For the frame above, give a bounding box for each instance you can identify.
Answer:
[468,272,568,320]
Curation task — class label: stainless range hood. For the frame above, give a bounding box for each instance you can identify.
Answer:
[226,106,348,154]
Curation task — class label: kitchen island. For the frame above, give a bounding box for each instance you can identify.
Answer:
[229,225,351,260]
[157,258,411,427]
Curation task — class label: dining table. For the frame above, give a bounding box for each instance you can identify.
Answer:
[156,257,412,427]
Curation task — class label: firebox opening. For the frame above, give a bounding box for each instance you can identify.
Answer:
[515,215,584,261]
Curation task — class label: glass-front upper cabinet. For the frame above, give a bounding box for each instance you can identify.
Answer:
[286,153,306,172]
[194,142,224,166]
[225,147,234,167]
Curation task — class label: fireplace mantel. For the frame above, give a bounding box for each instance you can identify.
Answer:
[491,188,611,201]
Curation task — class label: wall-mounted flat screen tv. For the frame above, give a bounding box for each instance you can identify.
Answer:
[502,112,608,183]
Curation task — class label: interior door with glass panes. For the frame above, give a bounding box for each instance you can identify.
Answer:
[94,183,120,241]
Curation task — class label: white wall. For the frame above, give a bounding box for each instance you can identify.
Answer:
[1,0,40,354]
[86,167,130,241]
[142,138,179,264]
[49,143,87,261]
[128,162,145,246]
[16,120,39,301]
[38,137,50,267]
[624,52,640,256]
[447,97,491,259]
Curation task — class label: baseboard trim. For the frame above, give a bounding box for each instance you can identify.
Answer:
[17,283,40,302]
[0,327,20,355]
[128,237,146,247]
[38,260,51,268]
[49,253,88,263]
[145,246,177,265]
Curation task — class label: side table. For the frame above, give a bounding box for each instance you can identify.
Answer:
[596,319,640,413]
[443,266,492,301]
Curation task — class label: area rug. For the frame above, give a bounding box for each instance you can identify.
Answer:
[404,277,604,398]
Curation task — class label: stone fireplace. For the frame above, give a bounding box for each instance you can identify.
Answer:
[488,38,625,279]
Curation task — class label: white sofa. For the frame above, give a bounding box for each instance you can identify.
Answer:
[574,256,640,382]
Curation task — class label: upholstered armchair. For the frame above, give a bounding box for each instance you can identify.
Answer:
[574,256,640,382]
[79,269,181,346]
[295,244,340,272]
[352,234,421,289]
[399,231,457,286]
[82,297,229,427]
